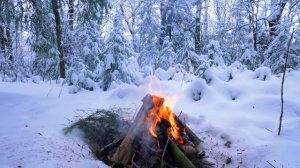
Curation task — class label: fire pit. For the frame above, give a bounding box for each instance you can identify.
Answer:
[97,94,212,168]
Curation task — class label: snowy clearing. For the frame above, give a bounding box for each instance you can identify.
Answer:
[1,68,300,168]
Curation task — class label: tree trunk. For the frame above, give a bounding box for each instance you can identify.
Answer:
[253,1,258,51]
[203,0,208,45]
[110,94,161,166]
[159,0,167,47]
[68,0,74,31]
[51,0,66,78]
[166,138,196,168]
[0,25,5,54]
[195,0,202,54]
[268,0,288,38]
[248,0,258,51]
[6,26,13,63]
[165,0,174,40]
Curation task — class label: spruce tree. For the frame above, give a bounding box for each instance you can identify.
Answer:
[102,13,140,91]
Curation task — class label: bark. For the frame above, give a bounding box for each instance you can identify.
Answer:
[268,0,288,38]
[159,0,167,47]
[51,0,66,78]
[68,0,74,31]
[97,136,124,163]
[0,25,5,54]
[253,2,258,51]
[176,115,202,147]
[6,26,13,62]
[165,0,174,40]
[203,0,208,44]
[110,94,161,166]
[166,139,196,168]
[195,0,202,54]
[278,29,294,135]
[248,0,258,51]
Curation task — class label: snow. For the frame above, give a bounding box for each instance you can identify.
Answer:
[1,68,300,167]
[190,78,207,101]
[154,67,176,80]
[254,66,272,81]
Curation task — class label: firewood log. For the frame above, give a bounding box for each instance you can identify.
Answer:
[167,138,196,168]
[97,136,124,161]
[110,94,164,166]
[179,144,198,156]
[176,116,203,147]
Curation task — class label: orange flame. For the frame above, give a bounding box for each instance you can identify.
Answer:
[148,95,185,144]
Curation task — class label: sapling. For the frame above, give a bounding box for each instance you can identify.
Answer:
[278,29,294,135]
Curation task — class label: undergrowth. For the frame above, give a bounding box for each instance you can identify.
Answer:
[64,108,130,153]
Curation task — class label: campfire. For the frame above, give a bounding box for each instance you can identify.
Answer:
[97,94,211,168]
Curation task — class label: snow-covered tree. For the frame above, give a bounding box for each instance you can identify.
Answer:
[157,38,177,70]
[137,0,160,68]
[67,22,104,90]
[205,40,226,67]
[77,0,110,25]
[102,14,140,91]
[29,0,60,80]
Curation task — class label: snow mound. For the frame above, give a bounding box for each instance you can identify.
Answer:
[215,68,234,82]
[154,67,176,80]
[190,78,207,101]
[141,66,153,77]
[203,68,215,84]
[253,66,271,81]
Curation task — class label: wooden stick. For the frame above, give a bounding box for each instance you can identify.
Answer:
[176,116,203,146]
[167,138,196,168]
[110,94,164,166]
[161,137,170,168]
[278,28,295,135]
[96,136,124,159]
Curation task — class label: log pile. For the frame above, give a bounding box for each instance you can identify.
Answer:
[97,94,213,168]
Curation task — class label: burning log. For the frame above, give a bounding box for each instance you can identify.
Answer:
[176,116,203,147]
[167,138,196,168]
[99,94,208,167]
[97,136,124,162]
[110,94,160,165]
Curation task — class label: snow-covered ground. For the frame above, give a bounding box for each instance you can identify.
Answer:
[1,67,300,168]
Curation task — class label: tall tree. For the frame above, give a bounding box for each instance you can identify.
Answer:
[137,0,160,68]
[267,0,288,38]
[0,0,15,79]
[102,13,140,90]
[159,0,167,47]
[51,0,66,78]
[119,0,142,52]
[68,0,74,31]
[195,0,203,54]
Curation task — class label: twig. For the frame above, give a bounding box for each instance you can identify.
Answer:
[265,128,273,133]
[46,86,53,97]
[178,111,183,118]
[161,137,171,168]
[130,152,136,168]
[278,28,294,135]
[266,160,276,168]
[58,83,64,98]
